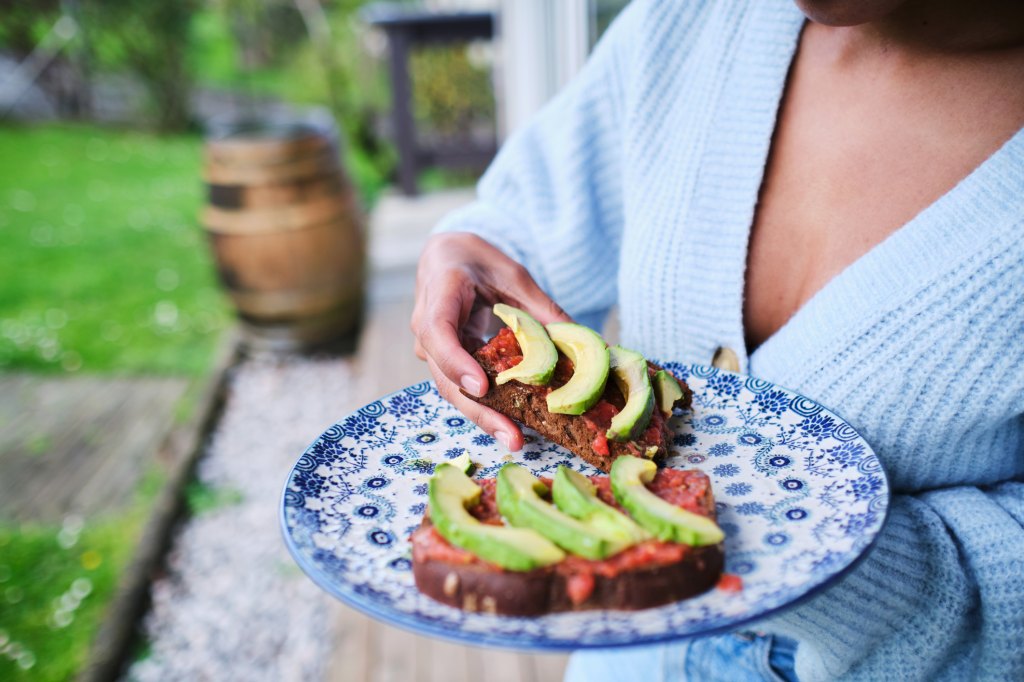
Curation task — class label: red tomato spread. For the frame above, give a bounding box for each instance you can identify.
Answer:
[640,409,666,447]
[412,526,477,565]
[582,401,617,456]
[716,573,743,593]
[475,327,524,373]
[581,394,667,453]
[565,572,596,605]
[476,328,578,385]
[582,400,619,432]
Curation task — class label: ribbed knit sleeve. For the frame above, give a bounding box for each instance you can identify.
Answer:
[433,0,649,330]
[768,485,1024,680]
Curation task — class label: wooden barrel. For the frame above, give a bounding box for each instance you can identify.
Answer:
[201,124,365,352]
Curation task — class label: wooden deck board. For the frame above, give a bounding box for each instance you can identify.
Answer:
[26,382,140,518]
[0,378,120,515]
[425,637,473,682]
[372,617,422,682]
[0,374,188,522]
[327,603,372,682]
[71,378,185,513]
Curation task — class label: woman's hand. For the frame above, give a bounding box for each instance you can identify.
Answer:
[411,232,571,451]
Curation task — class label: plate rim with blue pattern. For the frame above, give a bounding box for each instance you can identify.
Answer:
[280,363,891,651]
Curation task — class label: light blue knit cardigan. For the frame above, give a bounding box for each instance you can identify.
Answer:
[435,0,1024,679]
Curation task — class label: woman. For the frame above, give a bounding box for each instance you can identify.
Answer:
[411,0,1024,679]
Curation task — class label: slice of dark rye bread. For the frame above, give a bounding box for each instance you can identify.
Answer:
[465,330,693,472]
[411,474,724,615]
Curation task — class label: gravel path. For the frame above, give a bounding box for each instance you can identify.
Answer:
[128,356,356,682]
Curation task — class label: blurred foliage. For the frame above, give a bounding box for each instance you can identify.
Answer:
[187,0,397,206]
[0,522,131,681]
[0,0,198,131]
[592,0,630,44]
[0,0,62,55]
[0,469,163,682]
[0,2,397,202]
[411,43,494,138]
[84,0,200,131]
[0,125,231,375]
[0,1,495,202]
[417,166,479,192]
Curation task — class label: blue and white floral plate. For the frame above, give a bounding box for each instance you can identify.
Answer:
[281,363,889,651]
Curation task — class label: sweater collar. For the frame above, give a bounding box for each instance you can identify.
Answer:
[673,0,806,375]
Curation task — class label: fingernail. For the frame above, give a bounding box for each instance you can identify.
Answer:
[460,374,485,397]
[494,430,513,451]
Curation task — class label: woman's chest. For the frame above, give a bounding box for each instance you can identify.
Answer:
[744,29,1024,352]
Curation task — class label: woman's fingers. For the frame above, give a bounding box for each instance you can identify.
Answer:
[414,273,490,397]
[427,356,525,451]
[489,262,573,326]
[412,232,572,419]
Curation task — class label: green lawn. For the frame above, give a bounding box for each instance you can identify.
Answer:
[0,124,231,376]
[0,471,163,682]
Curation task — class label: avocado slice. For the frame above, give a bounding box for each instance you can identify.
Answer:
[428,463,565,571]
[653,369,685,416]
[610,456,724,546]
[492,304,558,386]
[606,346,655,441]
[496,464,630,560]
[551,466,650,544]
[449,452,473,474]
[544,323,609,415]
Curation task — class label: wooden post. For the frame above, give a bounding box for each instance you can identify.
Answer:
[387,26,419,196]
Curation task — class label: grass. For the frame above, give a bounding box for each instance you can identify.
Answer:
[0,124,231,376]
[185,480,245,516]
[0,521,135,680]
[0,469,164,682]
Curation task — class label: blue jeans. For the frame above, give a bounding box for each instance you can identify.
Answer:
[565,632,798,682]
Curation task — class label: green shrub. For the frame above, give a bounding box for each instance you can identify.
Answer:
[411,44,494,137]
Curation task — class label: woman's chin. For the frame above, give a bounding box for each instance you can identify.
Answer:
[793,0,909,26]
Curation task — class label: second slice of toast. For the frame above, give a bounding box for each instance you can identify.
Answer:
[467,328,691,472]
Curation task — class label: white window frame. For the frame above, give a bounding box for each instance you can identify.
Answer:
[495,0,593,137]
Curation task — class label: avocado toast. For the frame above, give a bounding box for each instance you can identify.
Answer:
[412,458,724,615]
[467,305,692,472]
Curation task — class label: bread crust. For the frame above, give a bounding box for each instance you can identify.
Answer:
[412,521,724,615]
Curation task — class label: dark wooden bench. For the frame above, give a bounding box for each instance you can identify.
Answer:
[364,4,497,196]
